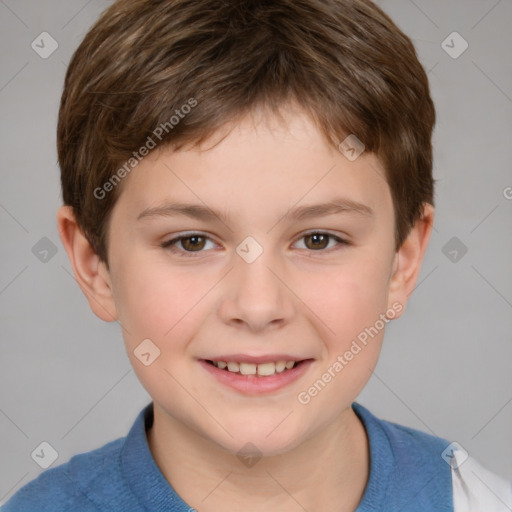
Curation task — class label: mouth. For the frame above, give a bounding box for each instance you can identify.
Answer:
[204,359,304,377]
[199,357,314,394]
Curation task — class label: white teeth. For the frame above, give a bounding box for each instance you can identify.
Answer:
[227,361,239,372]
[275,361,286,373]
[212,359,298,376]
[239,362,256,375]
[257,362,276,376]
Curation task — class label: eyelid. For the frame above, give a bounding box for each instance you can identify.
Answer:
[161,230,349,257]
[160,231,219,255]
[293,229,349,252]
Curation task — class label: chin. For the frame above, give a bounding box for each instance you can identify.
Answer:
[211,420,307,459]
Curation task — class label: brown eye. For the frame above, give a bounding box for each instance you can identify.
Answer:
[161,231,348,258]
[161,233,215,256]
[304,233,330,250]
[295,232,348,253]
[180,235,206,252]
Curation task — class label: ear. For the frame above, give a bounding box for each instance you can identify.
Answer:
[386,203,434,319]
[57,205,118,322]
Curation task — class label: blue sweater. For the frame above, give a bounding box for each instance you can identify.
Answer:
[2,402,453,511]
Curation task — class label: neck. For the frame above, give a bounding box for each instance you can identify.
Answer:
[147,404,370,512]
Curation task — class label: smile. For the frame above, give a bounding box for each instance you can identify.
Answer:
[206,359,296,377]
[199,358,314,395]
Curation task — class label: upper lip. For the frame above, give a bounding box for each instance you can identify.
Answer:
[201,354,312,364]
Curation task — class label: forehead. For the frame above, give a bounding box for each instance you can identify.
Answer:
[113,108,392,225]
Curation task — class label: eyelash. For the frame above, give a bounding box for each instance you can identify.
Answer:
[160,231,349,258]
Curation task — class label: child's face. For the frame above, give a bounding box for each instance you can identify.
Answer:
[101,106,415,455]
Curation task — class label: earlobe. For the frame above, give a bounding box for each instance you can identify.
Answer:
[387,203,434,317]
[57,205,118,322]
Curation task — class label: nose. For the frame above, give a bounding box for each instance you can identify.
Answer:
[218,246,295,333]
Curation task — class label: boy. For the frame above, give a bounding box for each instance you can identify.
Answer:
[3,0,511,510]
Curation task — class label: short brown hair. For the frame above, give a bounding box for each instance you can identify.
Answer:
[57,0,436,266]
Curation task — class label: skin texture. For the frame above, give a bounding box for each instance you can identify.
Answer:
[57,105,434,512]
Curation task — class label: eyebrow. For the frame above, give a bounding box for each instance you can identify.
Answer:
[136,197,374,223]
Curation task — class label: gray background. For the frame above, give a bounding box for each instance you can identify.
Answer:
[1,0,511,504]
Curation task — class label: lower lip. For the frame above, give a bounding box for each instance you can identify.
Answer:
[199,359,314,395]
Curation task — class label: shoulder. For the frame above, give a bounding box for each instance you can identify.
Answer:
[1,437,126,512]
[353,402,451,468]
[352,403,512,511]
[379,421,512,511]
[352,403,454,510]
[378,411,448,452]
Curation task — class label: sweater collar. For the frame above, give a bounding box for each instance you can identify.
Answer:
[120,402,192,511]
[119,401,452,511]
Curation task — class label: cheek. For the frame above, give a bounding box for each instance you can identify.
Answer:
[294,253,391,401]
[110,255,189,343]
[111,259,210,399]
[294,263,389,416]
[328,255,392,387]
[296,253,392,340]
